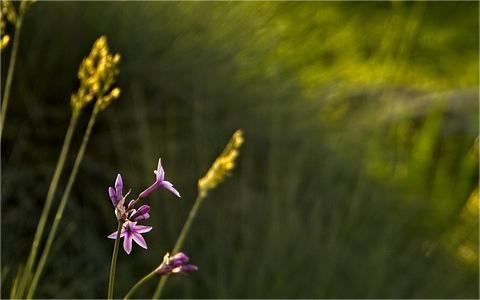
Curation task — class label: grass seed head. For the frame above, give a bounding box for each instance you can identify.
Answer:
[198,130,244,198]
[71,35,121,112]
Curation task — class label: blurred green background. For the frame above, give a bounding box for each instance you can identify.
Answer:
[1,1,478,298]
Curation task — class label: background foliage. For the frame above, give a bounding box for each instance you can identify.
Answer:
[1,2,478,298]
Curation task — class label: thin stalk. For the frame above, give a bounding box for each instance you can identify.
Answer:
[152,194,205,299]
[26,107,100,299]
[18,110,80,298]
[124,271,156,300]
[9,266,22,299]
[108,221,123,300]
[0,1,27,139]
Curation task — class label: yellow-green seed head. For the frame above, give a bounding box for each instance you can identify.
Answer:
[0,0,16,50]
[198,130,244,198]
[71,35,121,112]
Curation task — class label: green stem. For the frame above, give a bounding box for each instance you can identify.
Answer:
[152,194,205,299]
[18,111,80,297]
[124,271,156,300]
[26,108,99,299]
[9,266,22,299]
[108,221,123,300]
[0,1,26,140]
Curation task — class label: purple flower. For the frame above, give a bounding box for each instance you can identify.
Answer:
[108,174,123,207]
[108,221,152,254]
[139,158,181,199]
[154,252,198,275]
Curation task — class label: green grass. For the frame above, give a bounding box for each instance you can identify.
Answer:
[1,2,478,298]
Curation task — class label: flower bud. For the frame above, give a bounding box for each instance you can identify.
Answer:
[154,252,197,276]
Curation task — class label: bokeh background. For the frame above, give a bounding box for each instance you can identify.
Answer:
[1,1,479,298]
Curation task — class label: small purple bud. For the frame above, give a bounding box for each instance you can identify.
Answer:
[115,174,123,200]
[169,252,189,267]
[129,205,151,222]
[173,264,198,273]
[154,252,197,275]
[108,174,124,207]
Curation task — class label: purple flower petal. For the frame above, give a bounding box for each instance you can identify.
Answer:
[132,232,148,249]
[107,228,126,239]
[162,181,181,198]
[133,224,152,234]
[123,231,133,254]
[155,158,165,182]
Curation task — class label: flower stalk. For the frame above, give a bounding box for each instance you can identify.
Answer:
[1,0,17,51]
[26,106,100,299]
[24,35,120,298]
[18,109,80,299]
[0,0,34,140]
[108,221,123,300]
[105,158,180,299]
[152,130,243,299]
[13,35,120,299]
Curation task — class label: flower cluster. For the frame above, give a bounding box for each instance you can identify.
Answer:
[71,36,121,112]
[154,252,198,275]
[0,0,35,51]
[0,0,16,50]
[198,130,244,198]
[107,158,180,254]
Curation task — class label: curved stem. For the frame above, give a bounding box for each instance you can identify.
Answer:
[108,221,123,300]
[0,2,26,140]
[124,271,156,300]
[26,108,99,299]
[152,194,204,299]
[20,111,80,296]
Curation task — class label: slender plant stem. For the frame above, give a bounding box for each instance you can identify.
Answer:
[26,108,99,299]
[152,194,205,299]
[0,2,26,140]
[17,111,80,297]
[9,266,22,299]
[124,271,156,300]
[108,221,123,300]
